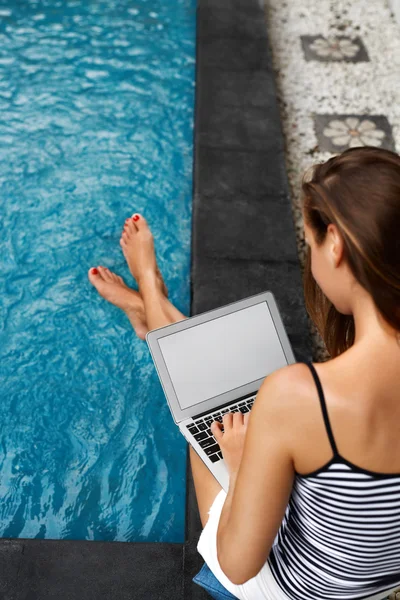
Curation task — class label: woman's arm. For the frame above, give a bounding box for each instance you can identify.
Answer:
[215,365,298,585]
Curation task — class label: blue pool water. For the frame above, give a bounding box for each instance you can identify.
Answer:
[0,0,195,542]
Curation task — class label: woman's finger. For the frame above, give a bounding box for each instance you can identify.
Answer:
[222,412,233,429]
[232,411,244,427]
[211,421,223,442]
[242,413,250,431]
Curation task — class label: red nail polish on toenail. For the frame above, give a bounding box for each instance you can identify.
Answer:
[92,268,98,275]
[133,215,139,221]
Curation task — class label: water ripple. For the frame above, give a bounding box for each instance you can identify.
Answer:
[0,0,195,542]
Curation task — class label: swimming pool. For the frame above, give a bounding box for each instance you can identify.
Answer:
[0,0,195,542]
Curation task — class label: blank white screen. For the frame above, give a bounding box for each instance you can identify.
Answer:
[158,302,287,410]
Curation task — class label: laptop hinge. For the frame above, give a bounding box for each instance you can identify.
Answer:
[191,390,258,420]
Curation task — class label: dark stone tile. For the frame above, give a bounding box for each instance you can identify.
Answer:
[198,69,276,109]
[198,0,258,10]
[301,35,369,62]
[314,114,395,152]
[197,6,268,40]
[198,37,272,71]
[0,540,24,600]
[13,540,183,600]
[193,192,299,262]
[197,102,282,152]
[191,257,312,363]
[194,147,289,199]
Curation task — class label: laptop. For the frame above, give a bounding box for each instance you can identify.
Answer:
[146,290,296,491]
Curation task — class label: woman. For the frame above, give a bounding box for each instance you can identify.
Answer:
[89,147,400,600]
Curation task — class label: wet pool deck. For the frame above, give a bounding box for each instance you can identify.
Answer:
[0,0,311,598]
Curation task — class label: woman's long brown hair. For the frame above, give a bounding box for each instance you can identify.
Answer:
[301,146,400,358]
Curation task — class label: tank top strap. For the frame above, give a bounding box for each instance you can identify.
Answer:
[302,361,339,457]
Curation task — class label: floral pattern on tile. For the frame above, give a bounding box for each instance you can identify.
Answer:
[301,35,369,62]
[314,115,395,152]
[323,117,385,147]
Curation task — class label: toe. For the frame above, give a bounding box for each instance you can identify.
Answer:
[121,230,129,245]
[110,270,121,283]
[98,266,113,282]
[131,212,148,231]
[88,266,104,287]
[105,267,124,284]
[124,218,135,235]
[124,224,132,238]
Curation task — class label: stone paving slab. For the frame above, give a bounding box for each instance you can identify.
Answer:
[9,540,184,600]
[194,191,299,262]
[198,37,272,71]
[0,540,23,600]
[194,147,287,199]
[197,5,269,39]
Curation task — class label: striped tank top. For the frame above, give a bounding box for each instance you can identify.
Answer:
[268,361,400,600]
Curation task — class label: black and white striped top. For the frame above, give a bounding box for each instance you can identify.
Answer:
[268,361,400,600]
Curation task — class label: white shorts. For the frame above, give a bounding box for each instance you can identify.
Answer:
[197,489,290,600]
[197,489,400,600]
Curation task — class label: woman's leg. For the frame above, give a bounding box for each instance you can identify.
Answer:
[138,273,223,527]
[88,263,186,336]
[121,214,224,525]
[89,213,223,525]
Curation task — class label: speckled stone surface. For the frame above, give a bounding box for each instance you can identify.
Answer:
[265,0,400,362]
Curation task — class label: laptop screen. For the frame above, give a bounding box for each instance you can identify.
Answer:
[157,301,287,411]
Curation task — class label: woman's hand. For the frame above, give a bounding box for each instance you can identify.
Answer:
[211,412,250,478]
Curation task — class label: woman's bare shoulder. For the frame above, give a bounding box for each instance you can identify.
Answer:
[255,362,320,427]
[255,362,333,470]
[258,362,316,404]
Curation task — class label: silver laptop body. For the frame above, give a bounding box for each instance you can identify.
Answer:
[146,291,296,491]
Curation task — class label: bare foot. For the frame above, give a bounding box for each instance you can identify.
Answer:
[120,213,168,297]
[88,266,148,340]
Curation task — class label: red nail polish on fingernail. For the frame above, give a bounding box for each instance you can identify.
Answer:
[92,268,98,275]
[133,215,140,221]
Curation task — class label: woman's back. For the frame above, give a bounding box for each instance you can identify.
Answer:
[269,353,400,600]
[293,348,400,476]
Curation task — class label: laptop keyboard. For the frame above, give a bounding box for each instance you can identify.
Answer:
[186,396,256,463]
